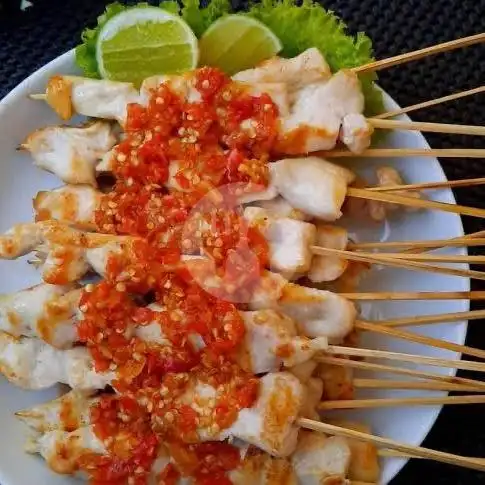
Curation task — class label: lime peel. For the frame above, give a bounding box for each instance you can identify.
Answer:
[96,6,198,85]
[199,14,282,75]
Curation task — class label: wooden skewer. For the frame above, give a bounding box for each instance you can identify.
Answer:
[326,148,485,158]
[368,118,485,136]
[355,320,485,359]
[366,177,485,193]
[353,378,484,393]
[317,356,485,390]
[402,229,485,254]
[29,93,47,100]
[340,291,485,301]
[347,187,485,219]
[379,449,485,463]
[298,417,485,472]
[375,86,485,119]
[319,395,485,410]
[352,32,485,74]
[376,309,485,327]
[327,346,485,372]
[348,237,485,250]
[349,251,485,264]
[311,246,485,281]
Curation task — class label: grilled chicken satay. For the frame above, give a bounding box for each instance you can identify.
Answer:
[233,48,332,94]
[244,206,316,278]
[40,72,289,126]
[249,196,310,221]
[0,283,81,348]
[367,166,422,221]
[319,362,355,401]
[244,207,350,282]
[268,157,356,221]
[0,332,114,390]
[247,271,356,343]
[23,371,304,462]
[37,49,371,156]
[21,121,117,186]
[16,389,95,433]
[309,224,349,283]
[34,185,101,230]
[124,304,328,376]
[0,224,356,344]
[0,221,136,283]
[21,396,362,485]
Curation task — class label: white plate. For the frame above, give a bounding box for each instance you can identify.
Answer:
[0,51,469,485]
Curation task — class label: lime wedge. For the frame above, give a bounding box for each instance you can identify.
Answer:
[199,15,282,75]
[96,6,198,86]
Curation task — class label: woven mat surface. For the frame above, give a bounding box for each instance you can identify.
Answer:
[1,0,485,483]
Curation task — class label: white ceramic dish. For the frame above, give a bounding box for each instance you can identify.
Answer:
[0,51,469,485]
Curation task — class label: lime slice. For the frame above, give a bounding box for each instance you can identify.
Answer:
[96,6,198,86]
[199,15,282,75]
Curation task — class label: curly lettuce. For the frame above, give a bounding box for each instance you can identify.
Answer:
[75,0,383,115]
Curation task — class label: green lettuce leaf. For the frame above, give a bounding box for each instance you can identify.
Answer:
[246,0,382,116]
[75,2,129,78]
[75,0,383,115]
[180,0,232,37]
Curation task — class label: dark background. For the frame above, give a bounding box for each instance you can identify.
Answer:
[1,0,485,483]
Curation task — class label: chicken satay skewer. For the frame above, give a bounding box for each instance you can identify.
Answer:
[20,391,375,485]
[354,320,485,360]
[324,346,485,373]
[327,148,485,158]
[348,237,485,249]
[319,395,485,410]
[376,85,485,119]
[341,291,485,301]
[372,309,485,327]
[339,252,485,264]
[354,379,485,393]
[318,356,485,390]
[379,449,485,464]
[366,177,485,192]
[353,32,485,74]
[299,417,485,472]
[16,386,484,475]
[367,118,485,136]
[347,187,485,218]
[312,246,485,281]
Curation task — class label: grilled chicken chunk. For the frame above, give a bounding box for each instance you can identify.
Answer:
[16,390,95,433]
[308,224,349,283]
[233,48,332,95]
[0,283,80,348]
[291,431,351,485]
[278,283,356,343]
[26,425,106,475]
[0,221,135,283]
[245,206,316,277]
[270,157,355,221]
[248,271,356,343]
[277,70,372,154]
[230,450,299,485]
[326,420,380,483]
[34,185,101,230]
[21,121,117,185]
[228,371,305,457]
[250,197,310,221]
[237,310,328,374]
[0,332,114,390]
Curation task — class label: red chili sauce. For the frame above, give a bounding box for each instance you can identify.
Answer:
[78,68,279,484]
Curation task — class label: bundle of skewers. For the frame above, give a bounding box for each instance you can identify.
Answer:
[2,31,485,484]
